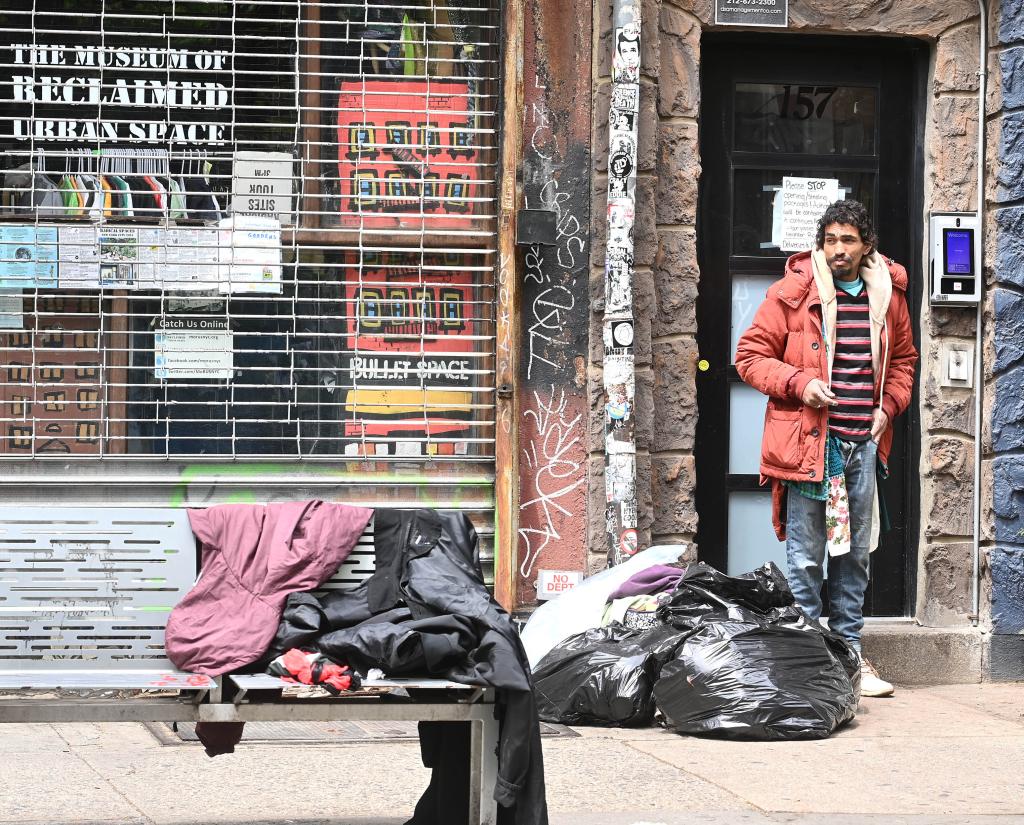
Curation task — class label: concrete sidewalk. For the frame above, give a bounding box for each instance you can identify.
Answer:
[1,684,1023,825]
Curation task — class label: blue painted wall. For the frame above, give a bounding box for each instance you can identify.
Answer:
[991,0,1024,676]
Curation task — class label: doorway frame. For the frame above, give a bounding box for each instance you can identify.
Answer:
[693,31,927,617]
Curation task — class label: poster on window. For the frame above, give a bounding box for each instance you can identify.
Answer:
[0,225,58,289]
[332,80,481,230]
[772,176,840,252]
[216,216,283,294]
[154,318,233,380]
[0,291,22,329]
[339,251,479,456]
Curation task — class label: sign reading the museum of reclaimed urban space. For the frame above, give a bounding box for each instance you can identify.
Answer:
[5,44,232,144]
[715,0,788,27]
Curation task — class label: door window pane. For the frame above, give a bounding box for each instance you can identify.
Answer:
[727,491,787,576]
[734,84,877,155]
[731,169,875,257]
[730,273,778,359]
[728,382,767,475]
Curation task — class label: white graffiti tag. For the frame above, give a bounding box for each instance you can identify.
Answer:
[518,386,585,578]
[529,73,553,161]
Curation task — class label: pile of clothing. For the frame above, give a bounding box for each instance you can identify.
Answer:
[165,500,547,825]
[523,547,861,741]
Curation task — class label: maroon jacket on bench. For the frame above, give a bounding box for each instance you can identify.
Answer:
[166,500,372,676]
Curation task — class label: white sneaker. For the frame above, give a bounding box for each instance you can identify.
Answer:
[859,657,894,698]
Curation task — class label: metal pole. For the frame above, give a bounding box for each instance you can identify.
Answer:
[971,0,988,626]
[603,0,641,565]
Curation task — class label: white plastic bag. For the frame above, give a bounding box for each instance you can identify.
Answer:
[520,544,686,668]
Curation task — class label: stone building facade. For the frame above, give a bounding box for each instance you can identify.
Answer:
[517,0,1023,680]
[990,3,1024,678]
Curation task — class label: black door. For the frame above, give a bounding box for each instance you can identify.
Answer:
[695,34,925,615]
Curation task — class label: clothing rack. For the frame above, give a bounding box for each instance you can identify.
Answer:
[1,148,223,223]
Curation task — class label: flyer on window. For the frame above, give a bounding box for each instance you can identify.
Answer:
[217,215,282,294]
[135,228,165,288]
[99,226,139,288]
[0,225,58,289]
[58,225,101,288]
[165,227,221,292]
[0,290,23,329]
[154,317,233,380]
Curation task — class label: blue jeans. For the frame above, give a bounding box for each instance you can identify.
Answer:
[785,438,877,654]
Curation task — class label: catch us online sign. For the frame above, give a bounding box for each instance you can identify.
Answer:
[8,43,231,143]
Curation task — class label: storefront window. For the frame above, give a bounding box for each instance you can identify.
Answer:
[0,0,500,460]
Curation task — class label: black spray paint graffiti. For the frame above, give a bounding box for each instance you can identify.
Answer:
[518,43,591,596]
[524,178,586,380]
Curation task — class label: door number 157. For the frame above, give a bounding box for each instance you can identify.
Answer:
[777,85,838,120]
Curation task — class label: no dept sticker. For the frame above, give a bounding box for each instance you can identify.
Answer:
[536,569,584,600]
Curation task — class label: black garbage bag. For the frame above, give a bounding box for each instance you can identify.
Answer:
[658,561,795,629]
[822,626,863,688]
[653,609,859,740]
[661,560,862,691]
[651,560,859,741]
[533,624,686,726]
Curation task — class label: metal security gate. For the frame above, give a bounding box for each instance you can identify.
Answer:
[0,1,506,581]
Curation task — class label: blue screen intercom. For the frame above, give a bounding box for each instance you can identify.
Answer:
[930,213,980,306]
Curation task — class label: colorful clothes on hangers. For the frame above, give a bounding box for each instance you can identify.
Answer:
[99,176,114,218]
[168,178,187,219]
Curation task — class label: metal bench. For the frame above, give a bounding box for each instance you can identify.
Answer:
[0,506,499,824]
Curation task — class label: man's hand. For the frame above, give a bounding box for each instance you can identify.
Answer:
[801,379,837,409]
[870,408,889,443]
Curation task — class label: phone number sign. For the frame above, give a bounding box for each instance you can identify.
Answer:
[715,0,788,27]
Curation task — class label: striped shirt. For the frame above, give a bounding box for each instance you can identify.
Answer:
[829,285,873,441]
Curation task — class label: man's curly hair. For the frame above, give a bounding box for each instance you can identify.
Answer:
[815,199,877,252]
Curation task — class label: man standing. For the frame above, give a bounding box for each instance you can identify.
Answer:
[735,200,918,698]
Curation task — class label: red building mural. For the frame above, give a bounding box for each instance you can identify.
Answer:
[340,251,485,458]
[336,80,483,231]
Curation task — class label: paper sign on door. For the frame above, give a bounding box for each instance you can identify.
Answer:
[772,176,840,252]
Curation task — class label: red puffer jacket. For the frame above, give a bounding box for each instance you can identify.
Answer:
[735,251,918,540]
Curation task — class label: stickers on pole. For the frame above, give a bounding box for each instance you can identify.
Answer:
[603,349,634,454]
[603,0,642,566]
[772,176,840,252]
[611,19,641,85]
